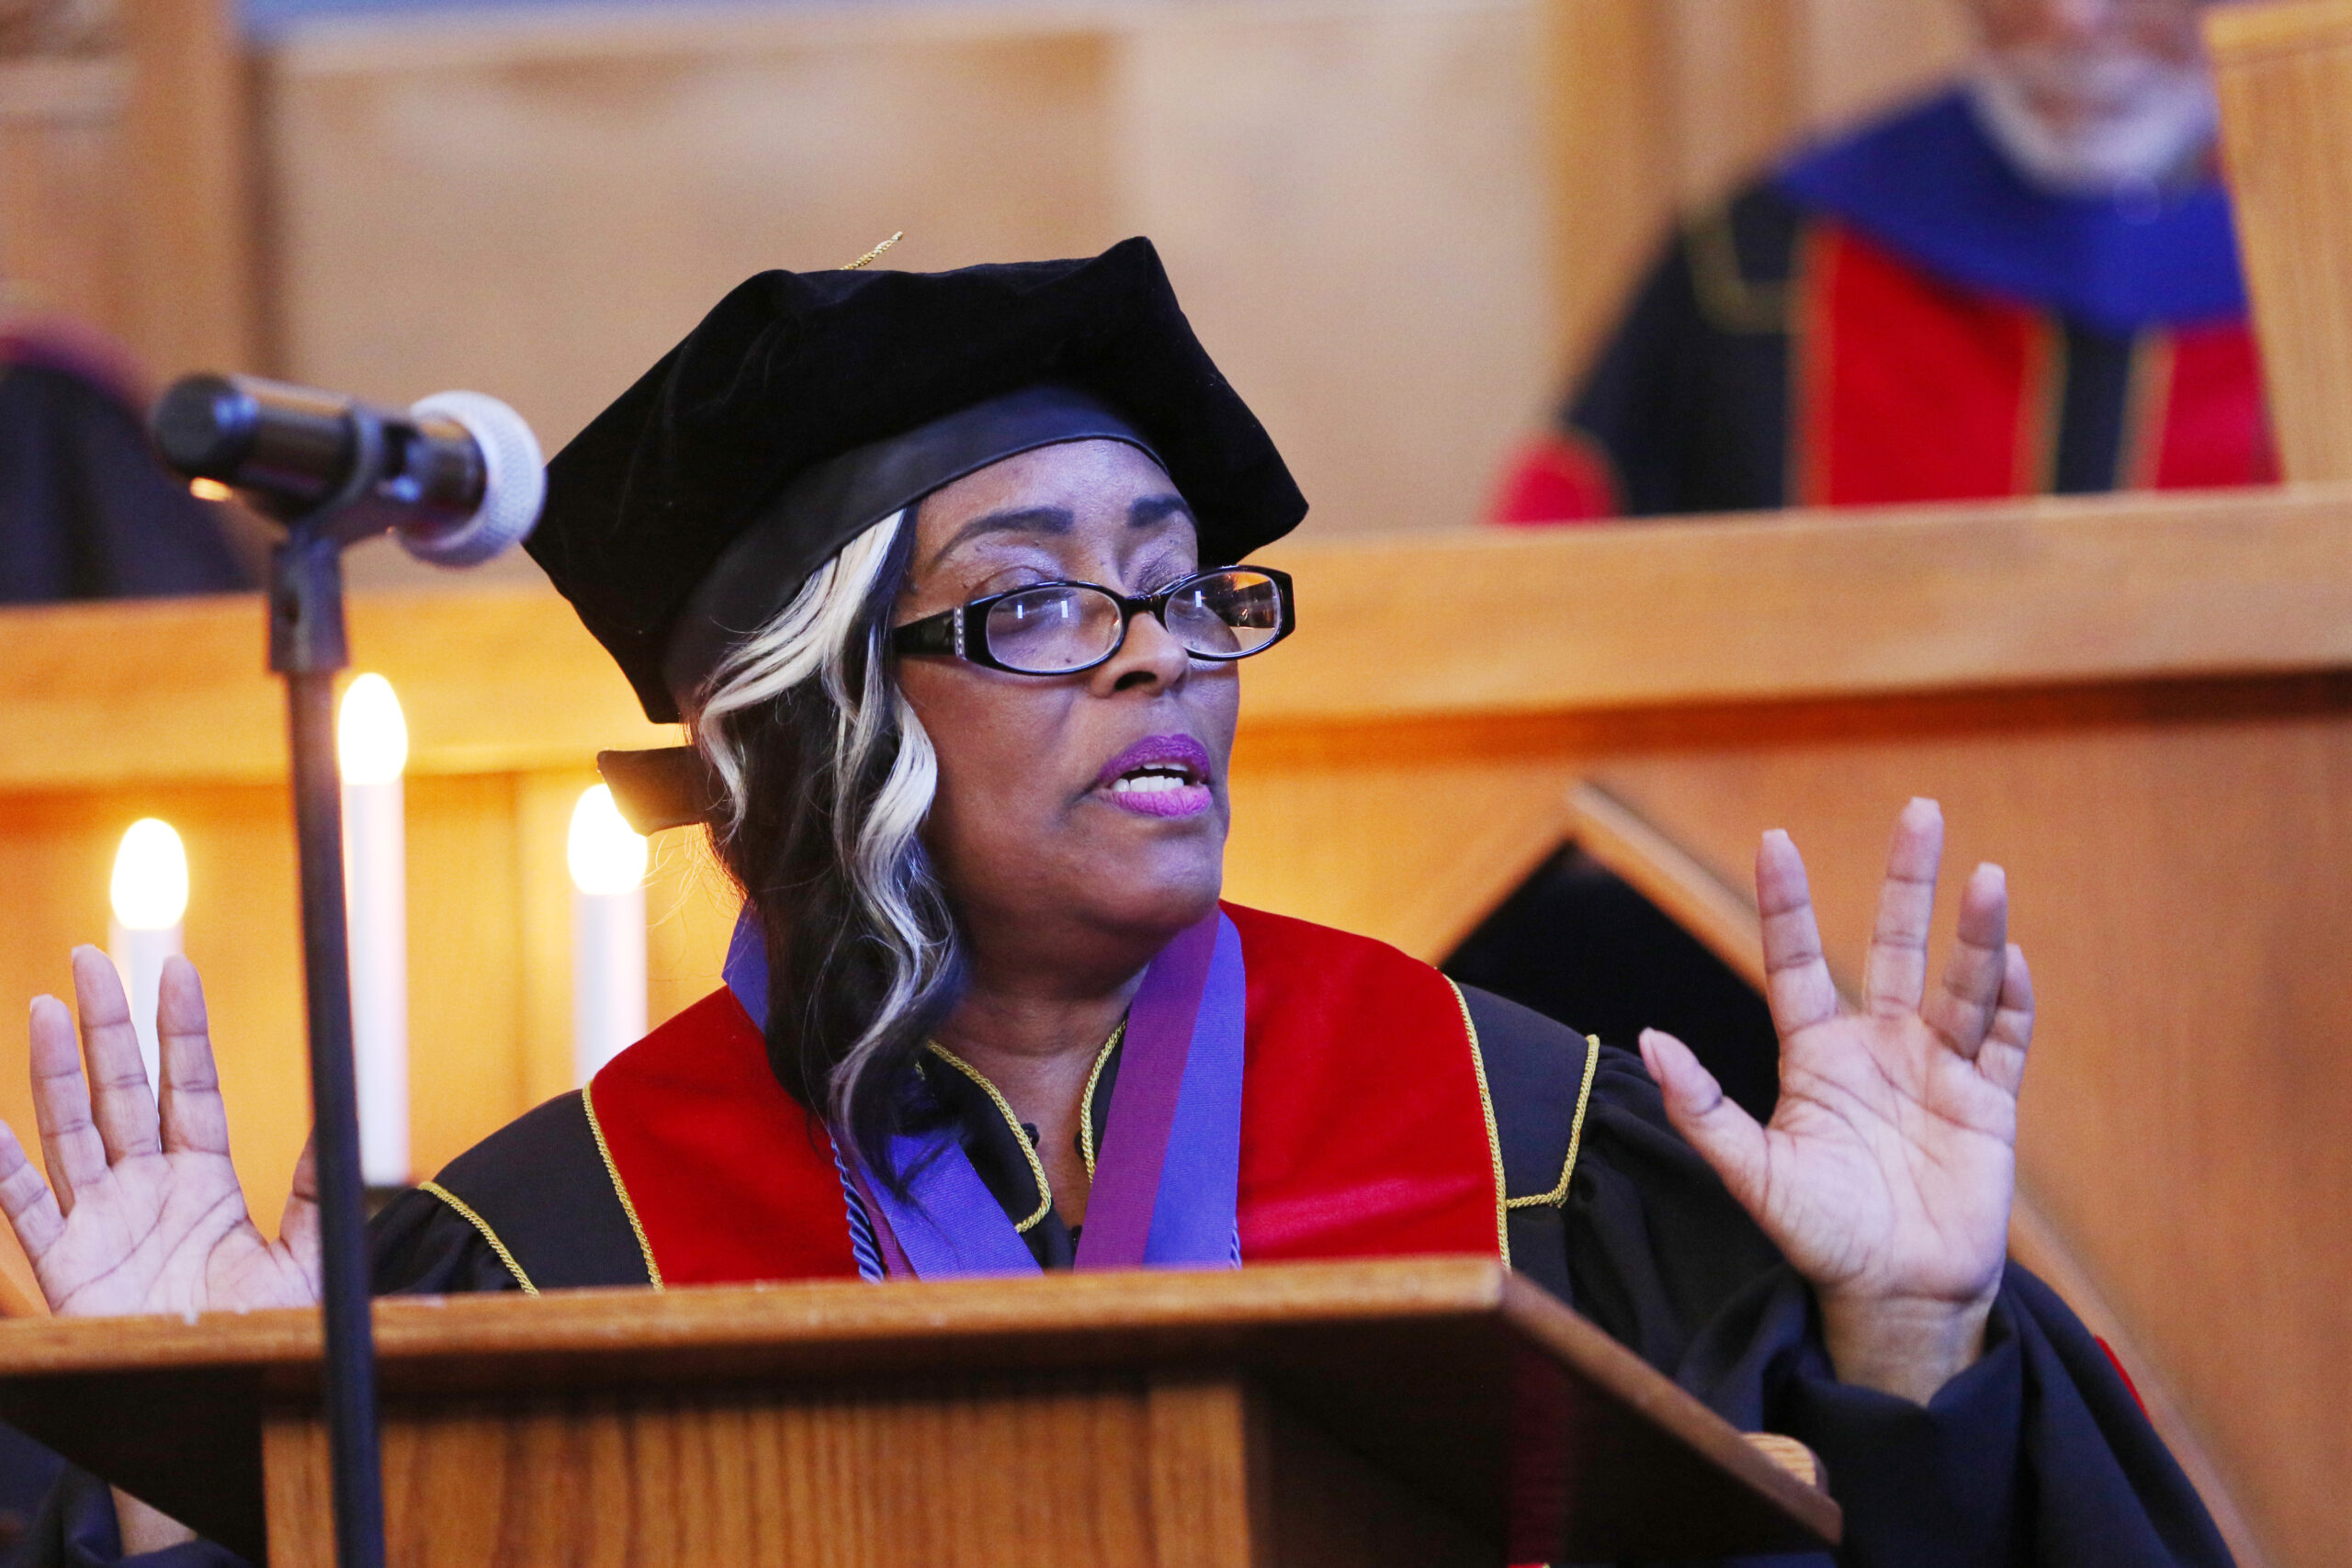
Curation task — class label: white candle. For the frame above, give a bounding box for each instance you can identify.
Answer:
[568,784,648,1083]
[338,673,410,1189]
[107,818,188,1093]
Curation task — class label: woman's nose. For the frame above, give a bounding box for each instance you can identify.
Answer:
[1092,607,1193,694]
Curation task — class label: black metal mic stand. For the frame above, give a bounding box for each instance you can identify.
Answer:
[266,410,392,1568]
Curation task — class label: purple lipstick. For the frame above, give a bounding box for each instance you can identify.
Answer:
[1093,733,1215,818]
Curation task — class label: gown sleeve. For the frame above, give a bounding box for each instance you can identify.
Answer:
[368,1186,535,1296]
[1560,1043,2235,1567]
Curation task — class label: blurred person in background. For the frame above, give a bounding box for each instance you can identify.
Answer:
[1487,0,2269,524]
[0,307,256,603]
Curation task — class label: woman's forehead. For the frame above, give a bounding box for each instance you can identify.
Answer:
[913,440,1193,572]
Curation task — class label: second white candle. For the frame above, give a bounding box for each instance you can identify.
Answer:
[569,784,649,1083]
[339,673,410,1189]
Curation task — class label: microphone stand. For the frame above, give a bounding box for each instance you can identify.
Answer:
[265,410,392,1568]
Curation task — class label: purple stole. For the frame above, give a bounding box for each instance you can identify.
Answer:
[725,909,1245,1279]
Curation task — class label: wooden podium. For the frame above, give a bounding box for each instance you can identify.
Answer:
[0,1258,1835,1566]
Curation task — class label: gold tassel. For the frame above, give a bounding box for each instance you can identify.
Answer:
[842,231,904,271]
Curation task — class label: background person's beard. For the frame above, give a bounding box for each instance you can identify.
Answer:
[1969,42,2219,195]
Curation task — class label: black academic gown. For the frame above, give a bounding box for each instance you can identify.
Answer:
[22,988,2231,1567]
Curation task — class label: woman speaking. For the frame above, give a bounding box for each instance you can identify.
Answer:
[3,240,2227,1564]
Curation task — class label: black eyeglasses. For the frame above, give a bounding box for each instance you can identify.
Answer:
[891,566,1295,676]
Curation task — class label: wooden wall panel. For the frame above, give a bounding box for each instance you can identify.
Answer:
[0,0,252,378]
[114,0,257,378]
[2210,0,2352,482]
[0,56,130,333]
[403,773,524,1182]
[260,0,1555,595]
[1119,0,1551,552]
[1541,0,1674,372]
[266,6,1121,499]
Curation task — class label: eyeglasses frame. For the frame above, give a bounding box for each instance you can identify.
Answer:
[890,565,1295,676]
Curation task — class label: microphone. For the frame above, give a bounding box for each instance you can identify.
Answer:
[150,373,546,567]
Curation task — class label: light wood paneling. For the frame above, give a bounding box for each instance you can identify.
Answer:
[2211,0,2352,483]
[0,55,130,333]
[0,589,669,794]
[402,773,523,1182]
[260,0,1555,588]
[266,6,1122,488]
[0,0,252,378]
[114,0,256,378]
[1542,0,1675,371]
[1120,0,1550,555]
[1248,484,2352,726]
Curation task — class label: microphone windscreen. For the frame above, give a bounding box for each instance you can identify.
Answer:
[401,390,546,567]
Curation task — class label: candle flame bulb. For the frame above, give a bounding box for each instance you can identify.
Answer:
[570,784,650,1080]
[108,818,187,1091]
[109,819,189,931]
[568,785,648,896]
[337,673,408,785]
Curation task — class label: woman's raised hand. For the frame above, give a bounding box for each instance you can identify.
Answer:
[1639,799,2034,1404]
[0,948,319,1318]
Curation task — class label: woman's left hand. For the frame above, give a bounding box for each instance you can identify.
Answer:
[1640,798,2034,1404]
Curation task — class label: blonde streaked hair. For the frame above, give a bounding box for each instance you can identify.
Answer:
[694,510,963,1179]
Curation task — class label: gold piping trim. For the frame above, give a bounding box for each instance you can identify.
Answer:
[1447,980,1512,1267]
[580,1078,664,1290]
[1507,1034,1601,1210]
[1787,220,1837,507]
[2120,331,2174,490]
[1077,1019,1126,1183]
[2017,315,2066,494]
[926,1044,1053,1233]
[1685,202,1792,336]
[418,1180,538,1296]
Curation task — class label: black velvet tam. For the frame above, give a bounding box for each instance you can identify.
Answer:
[530,237,1307,723]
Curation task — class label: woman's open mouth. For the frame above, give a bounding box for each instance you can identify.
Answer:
[1094,734,1216,818]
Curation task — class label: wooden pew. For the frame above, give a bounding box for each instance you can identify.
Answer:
[2,485,2345,1562]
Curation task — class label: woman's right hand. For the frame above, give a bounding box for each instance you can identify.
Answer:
[0,947,319,1318]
